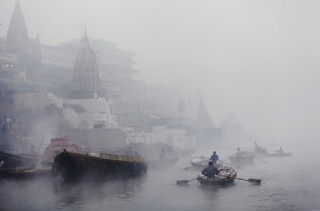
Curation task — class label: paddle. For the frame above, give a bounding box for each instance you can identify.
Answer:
[218,160,242,169]
[235,177,261,184]
[223,153,237,161]
[176,177,198,185]
[20,155,56,171]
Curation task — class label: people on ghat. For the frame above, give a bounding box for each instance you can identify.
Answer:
[209,151,219,164]
[201,161,220,178]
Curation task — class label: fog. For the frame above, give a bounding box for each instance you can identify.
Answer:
[1,0,320,145]
[1,144,319,210]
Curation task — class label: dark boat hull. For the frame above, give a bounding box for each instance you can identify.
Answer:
[0,151,38,169]
[53,150,148,181]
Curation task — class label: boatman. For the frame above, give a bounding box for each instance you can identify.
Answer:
[201,161,219,178]
[209,151,219,164]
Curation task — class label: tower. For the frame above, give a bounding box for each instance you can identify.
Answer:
[69,30,104,99]
[6,0,29,55]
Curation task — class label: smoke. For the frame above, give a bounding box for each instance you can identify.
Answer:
[1,0,320,145]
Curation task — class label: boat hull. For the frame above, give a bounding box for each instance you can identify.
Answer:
[197,166,237,186]
[53,150,148,181]
[0,151,38,169]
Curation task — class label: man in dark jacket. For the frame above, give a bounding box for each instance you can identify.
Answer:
[201,161,219,178]
[209,151,219,164]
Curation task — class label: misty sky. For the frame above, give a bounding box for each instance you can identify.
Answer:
[1,0,320,144]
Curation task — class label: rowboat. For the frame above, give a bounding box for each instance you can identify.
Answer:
[254,143,292,157]
[190,156,208,170]
[53,150,148,182]
[197,166,237,186]
[191,156,223,170]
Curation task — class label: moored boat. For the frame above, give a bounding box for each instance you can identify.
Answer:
[197,166,237,186]
[41,138,81,166]
[53,150,148,181]
[0,150,38,170]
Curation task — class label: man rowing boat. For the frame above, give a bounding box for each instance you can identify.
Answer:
[201,161,219,178]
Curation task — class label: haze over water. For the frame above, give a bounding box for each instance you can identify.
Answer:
[0,144,319,211]
[1,1,320,210]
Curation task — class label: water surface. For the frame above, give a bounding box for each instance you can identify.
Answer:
[0,145,319,211]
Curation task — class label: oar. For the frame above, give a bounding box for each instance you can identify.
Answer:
[218,159,242,169]
[176,177,199,185]
[20,155,57,172]
[223,153,236,161]
[235,177,261,184]
[182,166,192,171]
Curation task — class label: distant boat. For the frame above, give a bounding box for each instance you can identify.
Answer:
[190,156,209,170]
[190,156,223,170]
[53,150,148,182]
[254,143,292,157]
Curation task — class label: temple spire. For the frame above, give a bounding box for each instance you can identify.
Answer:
[6,0,29,54]
[195,97,215,129]
[69,31,104,99]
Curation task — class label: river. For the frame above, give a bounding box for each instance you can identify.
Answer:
[0,144,319,211]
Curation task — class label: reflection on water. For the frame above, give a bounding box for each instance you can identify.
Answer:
[0,145,320,211]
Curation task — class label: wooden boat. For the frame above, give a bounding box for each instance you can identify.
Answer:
[0,150,38,170]
[197,166,237,186]
[41,138,81,166]
[229,152,255,165]
[191,156,207,170]
[191,156,222,170]
[254,143,292,157]
[53,150,148,181]
[0,166,52,178]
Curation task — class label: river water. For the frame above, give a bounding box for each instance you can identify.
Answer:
[0,144,319,211]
